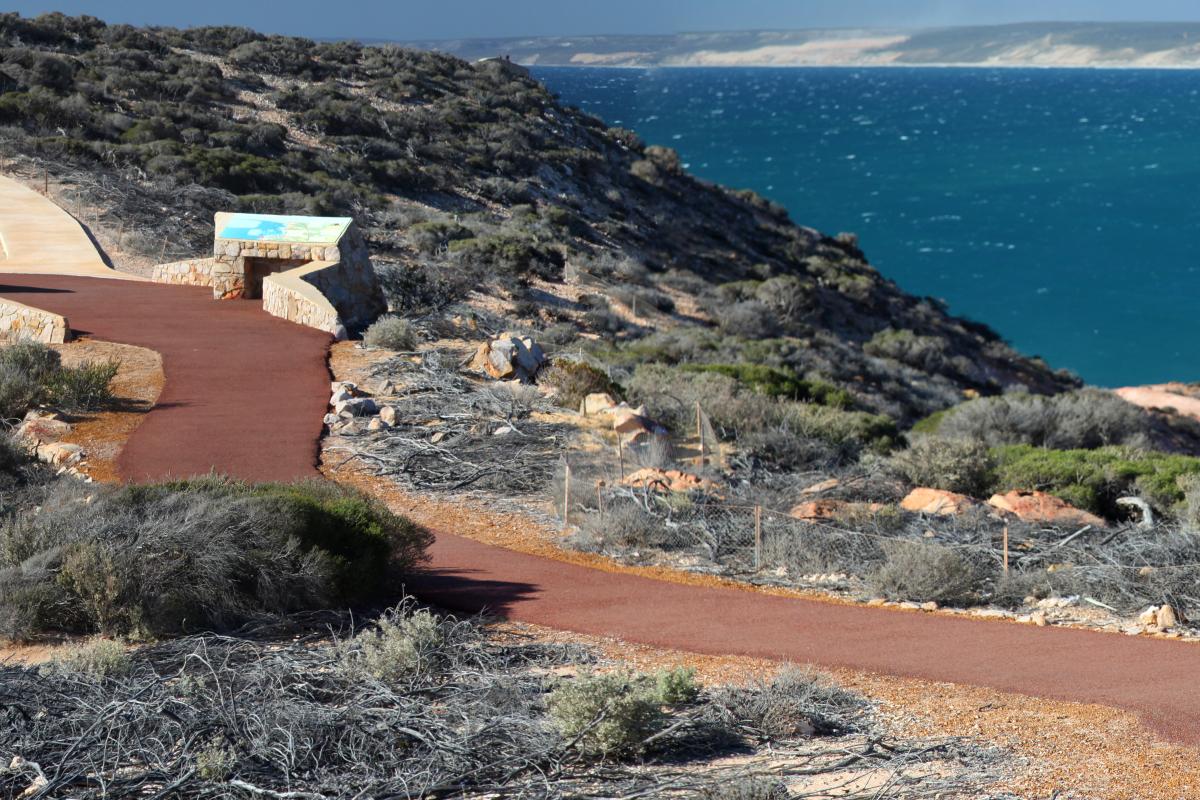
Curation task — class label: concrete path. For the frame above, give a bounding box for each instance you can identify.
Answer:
[0,175,139,280]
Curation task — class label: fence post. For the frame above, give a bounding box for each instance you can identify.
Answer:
[1002,524,1009,575]
[563,462,571,528]
[42,168,48,195]
[695,401,705,467]
[616,436,624,480]
[596,481,604,521]
[754,505,763,571]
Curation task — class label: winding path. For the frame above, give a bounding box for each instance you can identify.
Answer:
[2,178,1199,750]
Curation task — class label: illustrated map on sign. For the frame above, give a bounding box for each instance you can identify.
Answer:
[217,213,351,244]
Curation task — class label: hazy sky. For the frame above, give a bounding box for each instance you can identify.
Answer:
[11,1,1200,40]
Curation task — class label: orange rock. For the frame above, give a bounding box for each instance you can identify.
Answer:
[987,490,1105,528]
[789,499,885,521]
[620,468,717,494]
[900,487,979,516]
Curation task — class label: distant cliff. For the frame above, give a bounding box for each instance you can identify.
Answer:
[396,22,1200,68]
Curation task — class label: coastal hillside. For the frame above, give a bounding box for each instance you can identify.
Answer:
[0,12,1076,422]
[401,22,1200,68]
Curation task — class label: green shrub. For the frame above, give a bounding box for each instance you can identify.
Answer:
[654,667,698,704]
[0,341,119,418]
[50,359,119,411]
[47,637,131,679]
[699,779,789,800]
[867,541,985,606]
[349,606,444,682]
[538,359,618,410]
[0,478,431,638]
[929,389,1154,450]
[864,328,952,373]
[363,316,417,350]
[547,671,665,758]
[991,445,1200,517]
[889,437,994,497]
[680,364,852,408]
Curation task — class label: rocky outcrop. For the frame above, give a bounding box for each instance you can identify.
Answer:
[900,488,980,516]
[987,490,1106,528]
[580,392,618,415]
[467,334,546,381]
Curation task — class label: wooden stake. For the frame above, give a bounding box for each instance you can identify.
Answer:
[597,483,604,520]
[42,168,48,195]
[695,401,705,467]
[1002,524,1010,575]
[754,505,763,570]
[158,237,168,263]
[116,221,125,250]
[617,436,624,480]
[563,463,571,528]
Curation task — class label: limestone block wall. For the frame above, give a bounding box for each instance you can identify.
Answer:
[152,257,215,288]
[0,299,70,343]
[295,225,387,331]
[262,263,345,339]
[212,220,386,333]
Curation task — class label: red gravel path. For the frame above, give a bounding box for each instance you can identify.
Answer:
[0,275,331,482]
[4,273,1199,747]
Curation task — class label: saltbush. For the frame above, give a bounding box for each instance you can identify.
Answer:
[889,437,994,497]
[363,316,416,350]
[710,667,868,739]
[0,478,431,639]
[547,671,665,758]
[349,606,444,681]
[928,389,1154,450]
[867,541,984,606]
[47,637,131,679]
[538,359,618,410]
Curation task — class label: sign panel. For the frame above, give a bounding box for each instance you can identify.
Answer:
[217,213,351,244]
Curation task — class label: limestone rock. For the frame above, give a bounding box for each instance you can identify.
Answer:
[610,406,667,437]
[580,392,617,415]
[334,398,378,417]
[620,468,717,494]
[789,499,884,521]
[36,442,84,466]
[987,490,1106,528]
[1137,606,1159,627]
[900,487,979,516]
[379,406,397,426]
[467,334,546,382]
[367,417,385,432]
[323,413,340,427]
[1157,604,1178,629]
[15,416,72,445]
[1031,610,1048,627]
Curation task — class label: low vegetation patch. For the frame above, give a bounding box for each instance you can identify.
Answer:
[362,315,417,350]
[0,340,118,420]
[0,477,430,639]
[538,358,619,410]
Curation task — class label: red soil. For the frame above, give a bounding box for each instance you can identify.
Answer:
[4,273,1199,748]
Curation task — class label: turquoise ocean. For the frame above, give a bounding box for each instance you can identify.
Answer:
[535,66,1200,387]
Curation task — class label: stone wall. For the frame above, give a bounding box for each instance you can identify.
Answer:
[0,299,70,343]
[262,265,344,339]
[210,218,386,333]
[152,257,215,287]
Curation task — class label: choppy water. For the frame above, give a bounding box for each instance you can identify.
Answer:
[536,66,1200,387]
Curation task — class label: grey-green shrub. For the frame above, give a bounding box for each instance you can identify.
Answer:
[47,637,131,679]
[547,671,665,758]
[710,667,868,740]
[349,607,444,681]
[363,316,417,350]
[889,437,994,497]
[867,540,984,606]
